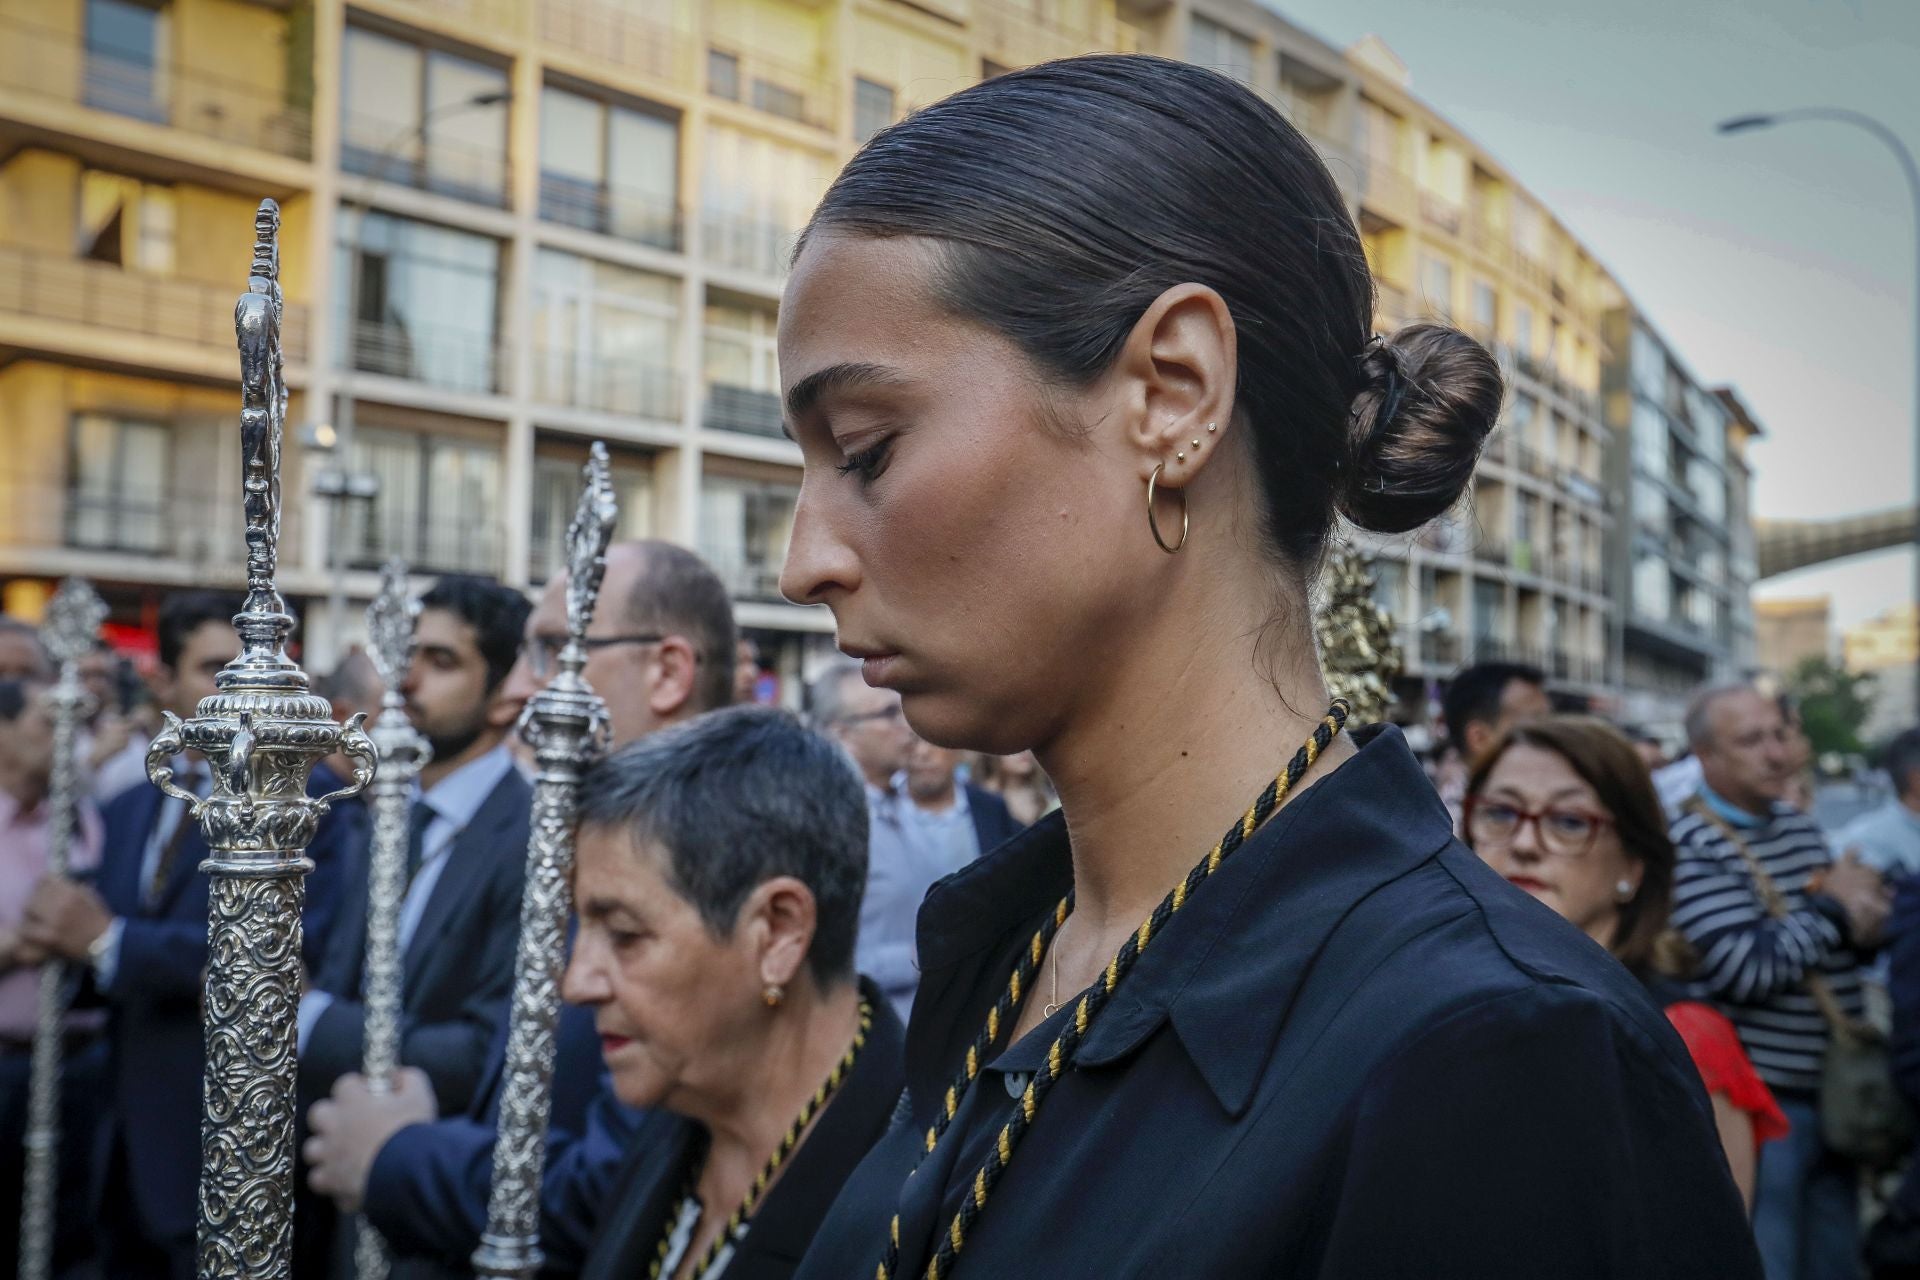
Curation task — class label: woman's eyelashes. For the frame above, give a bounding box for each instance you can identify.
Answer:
[835,435,895,483]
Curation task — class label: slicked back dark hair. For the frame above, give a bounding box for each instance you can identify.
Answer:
[420,575,532,694]
[801,54,1501,569]
[574,705,866,986]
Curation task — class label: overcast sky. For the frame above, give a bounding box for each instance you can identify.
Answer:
[1264,0,1917,632]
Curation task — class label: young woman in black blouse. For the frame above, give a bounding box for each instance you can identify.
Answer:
[778,54,1761,1279]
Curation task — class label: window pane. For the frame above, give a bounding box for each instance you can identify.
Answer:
[426,53,508,203]
[342,28,423,180]
[540,87,605,233]
[1190,16,1255,84]
[708,49,740,101]
[607,107,678,247]
[424,440,501,572]
[119,421,169,550]
[853,77,894,144]
[337,212,501,392]
[84,0,166,121]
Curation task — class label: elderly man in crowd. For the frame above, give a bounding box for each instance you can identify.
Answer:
[1669,683,1890,1280]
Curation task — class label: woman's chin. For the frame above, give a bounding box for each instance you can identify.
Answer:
[902,693,1029,756]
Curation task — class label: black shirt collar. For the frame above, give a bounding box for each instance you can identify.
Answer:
[909,725,1456,1117]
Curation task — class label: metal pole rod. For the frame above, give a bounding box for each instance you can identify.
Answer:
[1719,108,1920,719]
[470,443,616,1280]
[17,579,107,1280]
[150,200,375,1280]
[351,560,430,1280]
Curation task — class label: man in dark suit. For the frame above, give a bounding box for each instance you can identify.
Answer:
[298,575,532,1113]
[303,542,740,1277]
[295,576,532,1279]
[16,591,354,1280]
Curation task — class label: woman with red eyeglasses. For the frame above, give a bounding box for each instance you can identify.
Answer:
[1466,714,1788,1208]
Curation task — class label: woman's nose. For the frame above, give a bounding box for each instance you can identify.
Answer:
[560,944,609,1007]
[779,485,860,606]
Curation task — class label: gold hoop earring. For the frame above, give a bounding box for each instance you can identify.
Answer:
[1146,463,1189,555]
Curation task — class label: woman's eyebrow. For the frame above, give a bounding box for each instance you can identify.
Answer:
[784,361,910,422]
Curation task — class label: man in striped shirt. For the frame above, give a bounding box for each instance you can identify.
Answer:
[1671,683,1889,1280]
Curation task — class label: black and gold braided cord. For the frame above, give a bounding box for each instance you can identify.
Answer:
[650,998,875,1280]
[875,701,1350,1280]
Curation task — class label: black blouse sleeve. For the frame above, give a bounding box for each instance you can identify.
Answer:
[1313,983,1763,1279]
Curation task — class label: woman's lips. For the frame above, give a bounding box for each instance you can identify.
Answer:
[599,1034,633,1056]
[860,654,900,686]
[1506,875,1551,894]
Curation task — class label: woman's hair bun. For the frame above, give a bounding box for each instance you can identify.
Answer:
[1337,322,1504,535]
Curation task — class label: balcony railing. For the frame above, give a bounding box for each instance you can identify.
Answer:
[539,172,682,251]
[1419,191,1463,236]
[701,553,789,603]
[703,383,785,438]
[1418,630,1462,669]
[541,0,680,80]
[533,346,680,420]
[0,14,312,160]
[1359,158,1416,222]
[342,109,508,208]
[345,317,499,395]
[0,245,311,363]
[0,470,291,572]
[342,505,504,577]
[701,210,797,279]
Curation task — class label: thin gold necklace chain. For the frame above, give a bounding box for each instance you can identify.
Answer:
[649,998,875,1280]
[874,700,1351,1280]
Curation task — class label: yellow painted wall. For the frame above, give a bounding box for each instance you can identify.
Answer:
[851,10,971,112]
[712,0,827,69]
[0,151,76,253]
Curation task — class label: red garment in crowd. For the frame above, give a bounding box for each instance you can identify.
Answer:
[1666,1000,1792,1146]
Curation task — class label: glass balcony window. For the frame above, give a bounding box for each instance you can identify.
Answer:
[65,414,169,553]
[540,85,681,250]
[82,0,168,122]
[342,27,509,206]
[345,427,503,575]
[699,476,799,602]
[854,77,895,145]
[336,211,502,395]
[532,248,681,419]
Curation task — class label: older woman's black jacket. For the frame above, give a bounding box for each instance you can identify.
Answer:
[793,727,1763,1279]
[576,981,904,1280]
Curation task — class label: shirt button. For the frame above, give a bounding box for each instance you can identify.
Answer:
[1004,1072,1030,1098]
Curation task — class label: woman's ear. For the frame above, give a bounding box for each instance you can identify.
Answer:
[1109,282,1238,491]
[741,875,818,991]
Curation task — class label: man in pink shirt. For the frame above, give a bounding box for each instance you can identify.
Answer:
[0,675,106,1275]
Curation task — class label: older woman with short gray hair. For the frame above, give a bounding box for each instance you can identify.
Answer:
[560,705,903,1280]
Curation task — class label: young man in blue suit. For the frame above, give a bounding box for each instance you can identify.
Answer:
[295,576,533,1279]
[17,591,355,1280]
[303,542,739,1277]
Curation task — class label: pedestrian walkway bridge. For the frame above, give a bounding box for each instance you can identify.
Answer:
[1757,507,1920,579]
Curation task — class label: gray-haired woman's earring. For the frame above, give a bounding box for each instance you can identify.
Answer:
[1615,880,1635,902]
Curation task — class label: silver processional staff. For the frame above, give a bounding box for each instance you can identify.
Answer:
[17,577,107,1280]
[471,442,617,1279]
[352,560,430,1280]
[144,198,375,1280]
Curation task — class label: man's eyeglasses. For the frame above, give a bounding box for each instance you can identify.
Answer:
[1464,799,1614,858]
[526,633,667,679]
[836,703,905,728]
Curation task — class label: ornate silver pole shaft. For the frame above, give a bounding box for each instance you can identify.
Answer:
[146,200,375,1280]
[471,444,617,1279]
[352,560,430,1280]
[17,578,108,1280]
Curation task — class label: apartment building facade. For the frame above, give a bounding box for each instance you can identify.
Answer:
[0,0,1747,722]
[1601,299,1763,737]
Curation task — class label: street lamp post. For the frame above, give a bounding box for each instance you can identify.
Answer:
[1719,108,1920,718]
[328,90,510,656]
